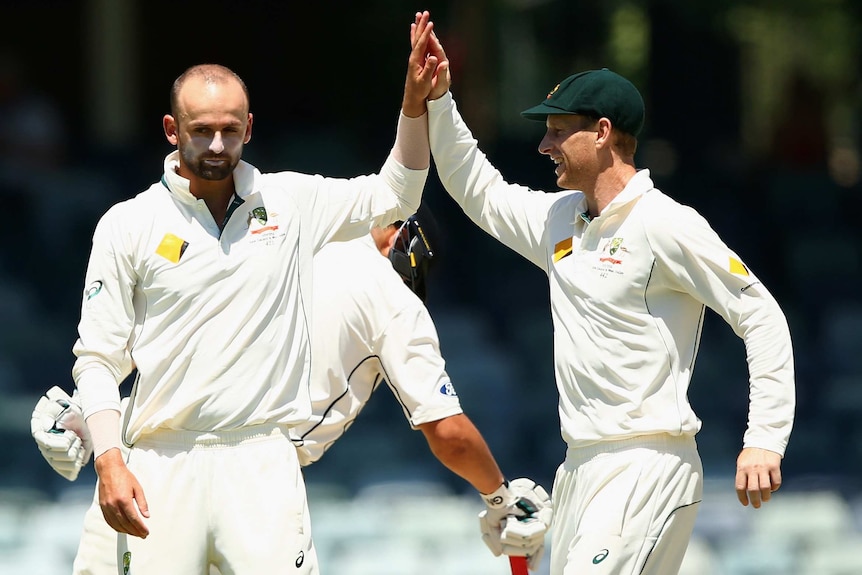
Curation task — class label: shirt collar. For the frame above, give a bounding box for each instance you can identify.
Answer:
[605,168,654,212]
[161,151,259,203]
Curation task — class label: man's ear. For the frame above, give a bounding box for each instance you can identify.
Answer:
[164,115,178,145]
[595,117,612,148]
[244,113,253,144]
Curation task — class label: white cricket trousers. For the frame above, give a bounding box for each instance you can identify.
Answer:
[549,433,703,575]
[108,423,318,575]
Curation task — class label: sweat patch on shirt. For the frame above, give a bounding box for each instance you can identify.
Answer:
[156,233,189,263]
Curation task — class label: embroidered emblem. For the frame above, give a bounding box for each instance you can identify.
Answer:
[251,206,268,225]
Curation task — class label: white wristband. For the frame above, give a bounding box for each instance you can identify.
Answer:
[481,481,512,508]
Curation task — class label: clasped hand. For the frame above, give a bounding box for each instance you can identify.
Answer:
[479,478,553,571]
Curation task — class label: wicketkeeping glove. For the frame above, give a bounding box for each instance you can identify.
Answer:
[30,386,93,481]
[478,477,553,571]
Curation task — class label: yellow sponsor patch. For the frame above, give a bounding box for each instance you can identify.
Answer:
[729,256,749,276]
[156,233,188,263]
[553,237,573,262]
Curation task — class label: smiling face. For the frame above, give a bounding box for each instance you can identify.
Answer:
[163,72,252,182]
[537,114,600,192]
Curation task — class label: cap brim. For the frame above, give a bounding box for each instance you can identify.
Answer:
[520,102,578,121]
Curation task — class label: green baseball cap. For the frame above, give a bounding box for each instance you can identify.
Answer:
[521,68,645,136]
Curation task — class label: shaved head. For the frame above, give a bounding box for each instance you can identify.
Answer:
[170,64,250,120]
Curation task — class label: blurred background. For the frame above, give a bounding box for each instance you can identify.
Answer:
[1,0,861,573]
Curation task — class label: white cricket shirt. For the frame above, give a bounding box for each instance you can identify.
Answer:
[72,151,426,443]
[427,93,795,456]
[291,236,462,465]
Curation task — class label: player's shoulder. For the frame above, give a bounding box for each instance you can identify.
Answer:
[638,186,707,226]
[546,188,583,211]
[97,181,165,224]
[257,169,320,191]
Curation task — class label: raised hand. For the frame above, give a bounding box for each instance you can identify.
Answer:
[408,11,451,104]
[403,11,439,116]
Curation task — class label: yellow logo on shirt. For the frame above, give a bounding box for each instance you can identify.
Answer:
[553,237,573,262]
[155,233,189,263]
[729,257,749,276]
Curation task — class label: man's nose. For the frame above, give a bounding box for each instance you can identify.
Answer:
[209,132,225,154]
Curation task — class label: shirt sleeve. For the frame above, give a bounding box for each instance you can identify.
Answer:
[427,92,560,273]
[72,204,136,418]
[646,205,796,455]
[375,303,463,428]
[281,111,430,253]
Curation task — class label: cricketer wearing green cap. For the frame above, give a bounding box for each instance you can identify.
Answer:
[410,13,796,575]
[520,68,645,136]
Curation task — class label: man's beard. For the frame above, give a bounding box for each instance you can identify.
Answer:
[182,149,240,181]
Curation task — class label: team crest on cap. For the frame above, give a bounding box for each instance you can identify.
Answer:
[547,83,561,99]
[122,551,131,574]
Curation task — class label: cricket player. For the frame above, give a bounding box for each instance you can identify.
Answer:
[32,212,553,574]
[62,23,442,573]
[405,11,796,575]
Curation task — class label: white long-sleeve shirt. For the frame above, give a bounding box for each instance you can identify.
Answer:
[427,92,795,456]
[72,151,426,444]
[291,236,462,465]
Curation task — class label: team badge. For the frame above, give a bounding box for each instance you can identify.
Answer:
[599,237,627,265]
[123,551,132,574]
[547,83,560,99]
[251,207,268,225]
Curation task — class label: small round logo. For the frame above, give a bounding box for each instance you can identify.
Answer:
[439,382,457,397]
[295,550,304,568]
[592,549,609,564]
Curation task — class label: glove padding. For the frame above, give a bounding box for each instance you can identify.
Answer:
[478,477,553,571]
[30,386,93,481]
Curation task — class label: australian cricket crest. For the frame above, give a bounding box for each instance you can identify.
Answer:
[123,551,131,574]
[598,237,628,267]
[250,207,268,225]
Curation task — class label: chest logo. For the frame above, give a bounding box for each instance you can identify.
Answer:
[248,208,280,237]
[250,206,268,225]
[155,233,189,263]
[553,237,574,263]
[599,237,627,265]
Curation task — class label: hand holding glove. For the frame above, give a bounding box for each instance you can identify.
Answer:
[478,477,553,571]
[30,386,93,481]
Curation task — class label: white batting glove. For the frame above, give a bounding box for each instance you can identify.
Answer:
[478,477,553,571]
[30,386,93,481]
